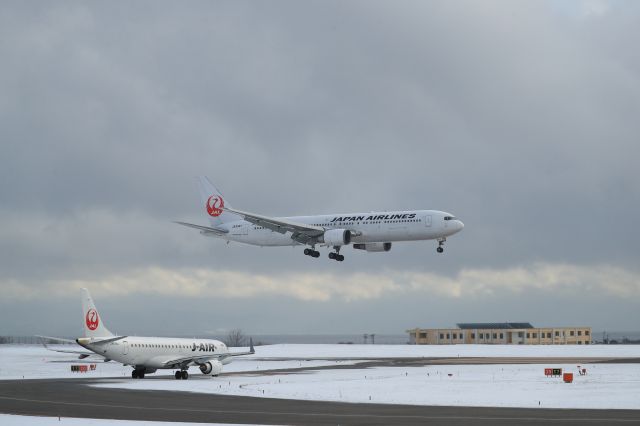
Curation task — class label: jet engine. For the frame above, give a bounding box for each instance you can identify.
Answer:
[199,360,223,376]
[353,242,392,252]
[320,229,351,246]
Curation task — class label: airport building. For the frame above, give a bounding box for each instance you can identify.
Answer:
[407,322,592,345]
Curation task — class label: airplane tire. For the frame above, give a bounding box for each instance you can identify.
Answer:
[139,371,145,379]
[181,370,189,380]
[132,370,138,379]
[337,255,344,261]
[313,251,320,258]
[304,248,311,256]
[437,247,444,253]
[175,371,181,380]
[328,252,336,260]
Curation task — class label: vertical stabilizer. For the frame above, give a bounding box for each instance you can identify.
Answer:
[81,288,114,338]
[196,176,240,226]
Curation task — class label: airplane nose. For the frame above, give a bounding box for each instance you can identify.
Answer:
[456,220,464,232]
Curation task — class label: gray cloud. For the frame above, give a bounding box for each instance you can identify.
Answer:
[1,1,639,335]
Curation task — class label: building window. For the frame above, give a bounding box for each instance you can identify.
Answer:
[526,333,530,338]
[479,333,483,339]
[533,333,537,338]
[570,331,575,336]
[440,333,444,339]
[446,334,450,339]
[459,332,464,339]
[547,332,551,338]
[492,333,497,339]
[555,331,559,337]
[419,333,427,338]
[518,332,524,338]
[471,333,476,339]
[585,330,590,336]
[500,333,504,339]
[452,333,457,339]
[578,330,582,336]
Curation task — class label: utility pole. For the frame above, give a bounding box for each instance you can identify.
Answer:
[363,334,368,344]
[370,334,375,344]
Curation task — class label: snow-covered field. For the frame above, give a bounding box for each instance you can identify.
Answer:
[250,343,640,358]
[96,363,640,410]
[2,344,640,409]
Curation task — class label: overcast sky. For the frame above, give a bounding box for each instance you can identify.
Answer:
[1,0,639,338]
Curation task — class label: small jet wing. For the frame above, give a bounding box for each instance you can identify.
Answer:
[174,221,229,235]
[162,338,255,368]
[223,207,324,237]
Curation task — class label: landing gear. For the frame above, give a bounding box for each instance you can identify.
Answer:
[437,238,446,253]
[304,248,320,258]
[174,371,181,380]
[181,370,189,380]
[132,369,145,379]
[329,247,344,261]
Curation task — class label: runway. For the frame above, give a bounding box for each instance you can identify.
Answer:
[1,358,640,425]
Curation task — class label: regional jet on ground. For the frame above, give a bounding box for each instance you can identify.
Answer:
[176,177,464,261]
[40,289,254,380]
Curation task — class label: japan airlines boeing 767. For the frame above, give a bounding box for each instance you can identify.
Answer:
[40,289,254,380]
[176,177,464,261]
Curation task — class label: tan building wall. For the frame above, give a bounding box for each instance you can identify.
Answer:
[407,327,591,345]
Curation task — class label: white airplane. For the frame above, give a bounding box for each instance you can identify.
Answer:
[40,289,254,380]
[176,176,464,261]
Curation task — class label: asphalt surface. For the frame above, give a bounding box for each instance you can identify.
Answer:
[1,357,639,425]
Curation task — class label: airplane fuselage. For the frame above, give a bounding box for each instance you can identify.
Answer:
[214,209,463,247]
[78,337,230,370]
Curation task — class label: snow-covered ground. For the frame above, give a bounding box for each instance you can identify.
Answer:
[96,363,640,409]
[250,343,640,358]
[2,344,640,409]
[0,414,264,426]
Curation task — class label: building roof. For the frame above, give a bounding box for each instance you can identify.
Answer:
[456,322,534,330]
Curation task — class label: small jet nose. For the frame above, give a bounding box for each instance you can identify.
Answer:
[456,220,464,232]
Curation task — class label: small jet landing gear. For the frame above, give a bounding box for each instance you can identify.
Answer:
[437,238,446,253]
[328,246,345,262]
[132,369,145,379]
[303,247,320,258]
[175,370,189,380]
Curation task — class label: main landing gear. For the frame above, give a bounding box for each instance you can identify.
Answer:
[303,248,320,258]
[174,370,189,380]
[328,246,344,262]
[437,238,446,253]
[132,369,145,379]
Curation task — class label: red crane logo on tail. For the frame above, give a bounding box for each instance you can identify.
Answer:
[85,309,99,331]
[206,195,224,217]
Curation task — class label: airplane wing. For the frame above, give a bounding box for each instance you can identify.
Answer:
[174,221,229,236]
[161,339,255,369]
[222,206,324,244]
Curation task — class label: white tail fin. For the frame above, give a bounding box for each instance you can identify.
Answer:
[81,288,114,338]
[196,176,240,227]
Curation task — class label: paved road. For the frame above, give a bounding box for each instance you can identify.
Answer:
[1,376,640,425]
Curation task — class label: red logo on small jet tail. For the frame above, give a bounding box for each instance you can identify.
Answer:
[86,309,99,331]
[206,195,224,217]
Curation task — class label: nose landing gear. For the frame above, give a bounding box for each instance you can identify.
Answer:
[437,238,446,253]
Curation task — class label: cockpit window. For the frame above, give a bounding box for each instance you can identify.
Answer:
[444,216,457,221]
